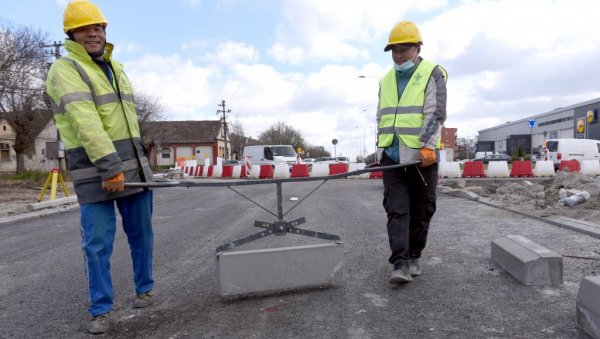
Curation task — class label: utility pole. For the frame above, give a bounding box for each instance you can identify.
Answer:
[217,100,231,160]
[40,41,65,170]
[39,41,64,60]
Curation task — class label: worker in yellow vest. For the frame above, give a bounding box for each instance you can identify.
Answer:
[376,21,447,284]
[46,0,155,334]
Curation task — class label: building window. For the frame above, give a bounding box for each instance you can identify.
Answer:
[161,147,171,159]
[0,143,10,162]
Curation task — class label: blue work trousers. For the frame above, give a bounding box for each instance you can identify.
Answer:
[80,190,154,316]
[381,155,438,266]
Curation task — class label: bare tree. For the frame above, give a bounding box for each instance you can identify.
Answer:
[258,121,305,151]
[0,22,52,172]
[228,115,248,160]
[135,90,166,148]
[303,145,330,159]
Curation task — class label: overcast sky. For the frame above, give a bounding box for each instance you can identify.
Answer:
[2,0,599,159]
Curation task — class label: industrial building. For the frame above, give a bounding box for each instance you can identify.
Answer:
[477,97,600,157]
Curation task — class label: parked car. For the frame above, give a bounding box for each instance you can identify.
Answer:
[314,157,336,164]
[336,156,349,163]
[473,154,512,164]
[222,159,240,165]
[302,158,316,163]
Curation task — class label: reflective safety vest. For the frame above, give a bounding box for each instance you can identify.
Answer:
[378,60,447,149]
[46,39,153,204]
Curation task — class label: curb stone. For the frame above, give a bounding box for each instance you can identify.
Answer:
[0,203,79,225]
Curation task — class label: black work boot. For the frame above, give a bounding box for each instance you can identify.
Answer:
[389,261,412,284]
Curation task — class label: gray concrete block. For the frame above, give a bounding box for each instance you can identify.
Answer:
[216,242,344,296]
[577,275,600,339]
[491,235,562,285]
[27,196,78,211]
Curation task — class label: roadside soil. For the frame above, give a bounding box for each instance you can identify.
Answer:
[0,174,74,218]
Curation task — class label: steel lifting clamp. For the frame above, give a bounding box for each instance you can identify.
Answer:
[214,181,342,253]
[125,161,420,253]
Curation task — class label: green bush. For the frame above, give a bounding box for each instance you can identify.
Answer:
[6,171,48,181]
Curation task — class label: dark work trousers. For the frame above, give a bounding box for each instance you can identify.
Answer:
[381,154,438,266]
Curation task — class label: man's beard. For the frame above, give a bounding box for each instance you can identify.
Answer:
[88,41,106,59]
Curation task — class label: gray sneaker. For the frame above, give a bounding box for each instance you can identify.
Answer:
[389,265,412,284]
[408,258,421,276]
[87,313,109,334]
[133,290,154,309]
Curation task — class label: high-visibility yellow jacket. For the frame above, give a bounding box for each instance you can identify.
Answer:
[377,60,447,150]
[46,39,153,204]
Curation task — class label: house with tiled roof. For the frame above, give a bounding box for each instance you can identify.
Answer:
[142,120,229,167]
[0,110,60,173]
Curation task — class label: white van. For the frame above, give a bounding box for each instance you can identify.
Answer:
[543,138,600,169]
[243,145,297,170]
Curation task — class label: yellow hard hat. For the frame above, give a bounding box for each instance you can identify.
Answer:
[384,21,422,52]
[63,0,108,33]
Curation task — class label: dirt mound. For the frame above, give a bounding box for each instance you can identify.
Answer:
[467,172,600,222]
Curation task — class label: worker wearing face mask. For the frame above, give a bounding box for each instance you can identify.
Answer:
[375,20,447,284]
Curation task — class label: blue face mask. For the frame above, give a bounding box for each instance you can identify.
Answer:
[394,60,414,72]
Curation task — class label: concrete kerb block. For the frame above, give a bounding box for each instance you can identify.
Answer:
[27,195,78,211]
[439,186,480,201]
[491,235,563,285]
[216,242,344,296]
[577,275,600,339]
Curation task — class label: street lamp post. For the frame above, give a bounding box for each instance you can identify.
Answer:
[355,126,367,162]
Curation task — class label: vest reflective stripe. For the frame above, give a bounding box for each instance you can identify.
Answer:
[378,60,438,149]
[50,91,94,114]
[51,93,126,115]
[379,106,423,116]
[121,93,134,103]
[96,93,121,106]
[70,158,139,180]
[379,126,421,135]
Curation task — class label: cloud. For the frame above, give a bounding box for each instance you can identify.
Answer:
[269,0,446,65]
[200,41,260,65]
[125,54,216,119]
[116,0,600,158]
[422,0,600,138]
[181,0,201,9]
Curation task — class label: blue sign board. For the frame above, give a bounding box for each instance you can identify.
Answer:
[527,119,536,128]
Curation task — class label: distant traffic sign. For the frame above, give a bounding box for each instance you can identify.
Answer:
[528,119,536,128]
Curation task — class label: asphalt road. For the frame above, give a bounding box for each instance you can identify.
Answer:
[1,179,598,338]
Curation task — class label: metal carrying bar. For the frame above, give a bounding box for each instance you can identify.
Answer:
[125,161,420,253]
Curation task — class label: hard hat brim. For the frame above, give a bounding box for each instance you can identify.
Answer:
[384,43,420,52]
